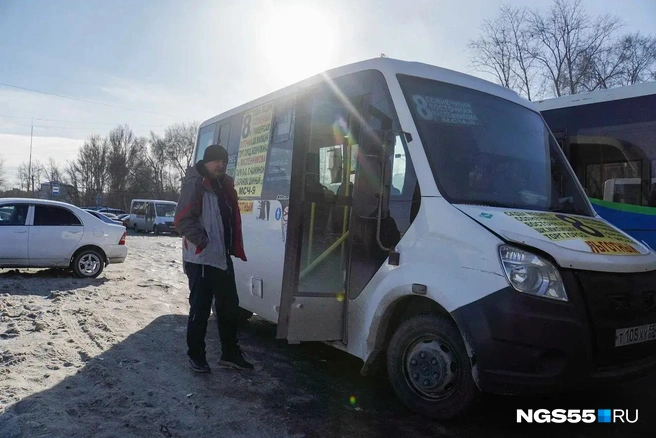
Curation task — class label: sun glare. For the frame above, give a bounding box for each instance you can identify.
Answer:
[261,4,337,84]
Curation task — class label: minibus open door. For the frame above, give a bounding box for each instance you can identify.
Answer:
[276,85,392,344]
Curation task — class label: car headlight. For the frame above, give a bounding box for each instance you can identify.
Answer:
[498,245,568,302]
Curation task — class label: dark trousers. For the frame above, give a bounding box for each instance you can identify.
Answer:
[184,259,239,360]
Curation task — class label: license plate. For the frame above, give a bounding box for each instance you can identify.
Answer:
[615,323,656,347]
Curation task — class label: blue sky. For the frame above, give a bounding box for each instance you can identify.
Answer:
[1,0,655,185]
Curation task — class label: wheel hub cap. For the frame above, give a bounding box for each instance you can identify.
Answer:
[405,339,458,400]
[79,254,100,275]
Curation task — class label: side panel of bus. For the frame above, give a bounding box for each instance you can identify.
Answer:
[193,69,417,345]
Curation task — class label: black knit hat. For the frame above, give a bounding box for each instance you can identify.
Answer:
[202,144,229,163]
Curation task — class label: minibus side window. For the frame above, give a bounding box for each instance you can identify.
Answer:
[196,123,217,162]
[368,73,419,237]
[218,122,231,147]
[226,113,244,179]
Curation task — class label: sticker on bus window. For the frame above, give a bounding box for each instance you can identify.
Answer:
[504,211,641,254]
[234,102,275,198]
[238,201,254,214]
[412,94,479,126]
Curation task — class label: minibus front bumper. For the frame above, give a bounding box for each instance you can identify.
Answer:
[451,269,656,395]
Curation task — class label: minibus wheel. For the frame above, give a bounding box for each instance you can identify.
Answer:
[387,313,479,420]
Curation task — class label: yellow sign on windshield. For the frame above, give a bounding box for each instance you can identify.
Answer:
[504,211,640,255]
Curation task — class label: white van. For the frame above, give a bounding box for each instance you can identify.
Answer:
[192,57,656,419]
[129,199,177,234]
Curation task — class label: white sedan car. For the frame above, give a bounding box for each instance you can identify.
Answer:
[0,198,128,278]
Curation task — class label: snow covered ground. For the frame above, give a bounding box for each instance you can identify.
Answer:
[0,232,654,437]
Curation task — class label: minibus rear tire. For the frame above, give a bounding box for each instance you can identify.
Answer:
[387,313,479,420]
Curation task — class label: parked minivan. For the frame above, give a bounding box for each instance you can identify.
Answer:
[129,199,177,234]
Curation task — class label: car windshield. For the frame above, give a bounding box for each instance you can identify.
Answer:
[397,74,592,215]
[156,204,176,217]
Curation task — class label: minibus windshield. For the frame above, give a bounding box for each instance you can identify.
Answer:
[397,74,592,215]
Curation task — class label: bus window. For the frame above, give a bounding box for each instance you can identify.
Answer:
[262,98,295,199]
[390,135,407,196]
[272,101,293,144]
[585,163,602,199]
[196,123,216,161]
[225,113,244,179]
[319,145,342,193]
[218,122,231,146]
[541,93,656,209]
[571,137,644,205]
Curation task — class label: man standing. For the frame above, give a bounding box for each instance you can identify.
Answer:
[174,144,253,373]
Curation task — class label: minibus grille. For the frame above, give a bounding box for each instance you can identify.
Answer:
[573,269,656,367]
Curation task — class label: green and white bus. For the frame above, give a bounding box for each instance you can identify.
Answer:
[536,81,656,250]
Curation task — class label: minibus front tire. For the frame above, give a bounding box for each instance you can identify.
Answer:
[387,313,479,420]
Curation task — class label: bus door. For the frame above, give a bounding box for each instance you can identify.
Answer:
[277,84,394,343]
[145,202,155,231]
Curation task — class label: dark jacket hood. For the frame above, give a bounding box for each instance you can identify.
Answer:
[182,161,205,184]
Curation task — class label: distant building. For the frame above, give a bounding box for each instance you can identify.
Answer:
[38,181,78,204]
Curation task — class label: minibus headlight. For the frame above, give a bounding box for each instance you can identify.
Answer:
[498,245,568,302]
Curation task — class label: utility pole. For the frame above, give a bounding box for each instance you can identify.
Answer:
[28,117,33,195]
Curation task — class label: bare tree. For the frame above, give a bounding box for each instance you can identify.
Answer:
[30,160,46,192]
[16,163,30,192]
[578,32,656,91]
[65,161,82,205]
[468,15,515,90]
[146,131,170,197]
[60,124,196,207]
[502,5,541,100]
[16,160,45,193]
[163,122,198,178]
[466,0,656,99]
[528,0,623,96]
[617,33,656,86]
[578,40,627,91]
[43,157,64,183]
[69,135,109,206]
[106,124,149,210]
[468,4,542,100]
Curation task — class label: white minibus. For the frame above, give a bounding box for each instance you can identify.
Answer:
[191,57,656,419]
